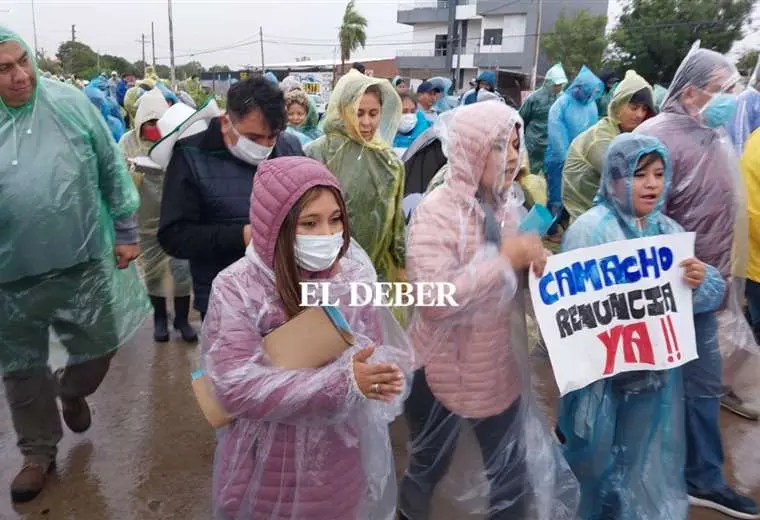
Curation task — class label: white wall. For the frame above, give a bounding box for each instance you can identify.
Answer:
[503,14,527,53]
[480,14,527,53]
[412,22,449,45]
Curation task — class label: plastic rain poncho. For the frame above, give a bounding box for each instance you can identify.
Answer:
[124,78,156,127]
[0,27,150,372]
[558,133,725,520]
[634,46,760,419]
[285,90,322,145]
[428,76,456,114]
[653,84,668,113]
[545,66,603,214]
[563,70,653,220]
[726,57,760,154]
[400,100,579,519]
[519,63,568,174]
[119,89,192,298]
[304,70,406,284]
[85,77,126,142]
[201,157,414,519]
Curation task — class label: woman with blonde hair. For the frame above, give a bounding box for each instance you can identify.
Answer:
[305,70,405,284]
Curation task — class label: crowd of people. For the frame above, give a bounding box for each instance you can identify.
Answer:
[4,21,760,520]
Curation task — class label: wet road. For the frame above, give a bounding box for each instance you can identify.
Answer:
[1,321,759,519]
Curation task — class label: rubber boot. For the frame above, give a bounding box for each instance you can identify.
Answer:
[150,296,170,342]
[173,296,198,343]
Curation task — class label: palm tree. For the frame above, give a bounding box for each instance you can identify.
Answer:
[339,0,368,75]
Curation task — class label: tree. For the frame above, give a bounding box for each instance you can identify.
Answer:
[339,0,367,74]
[542,9,608,79]
[610,0,753,85]
[56,41,98,77]
[737,49,759,78]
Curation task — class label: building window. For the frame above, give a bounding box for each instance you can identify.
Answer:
[435,34,448,56]
[483,29,503,46]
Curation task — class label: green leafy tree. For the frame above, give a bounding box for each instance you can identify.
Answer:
[542,9,608,78]
[339,0,368,74]
[209,64,231,73]
[610,0,753,85]
[737,49,759,78]
[36,52,63,76]
[56,41,98,77]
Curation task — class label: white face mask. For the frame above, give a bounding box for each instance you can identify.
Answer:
[398,113,417,134]
[228,123,274,166]
[294,231,344,272]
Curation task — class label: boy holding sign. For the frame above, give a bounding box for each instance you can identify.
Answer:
[546,134,726,520]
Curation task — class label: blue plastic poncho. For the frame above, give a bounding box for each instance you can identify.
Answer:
[85,77,126,141]
[428,76,456,113]
[462,70,497,105]
[0,27,150,372]
[726,57,760,155]
[544,65,603,215]
[557,133,726,520]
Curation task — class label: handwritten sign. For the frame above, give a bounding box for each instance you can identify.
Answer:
[529,233,697,396]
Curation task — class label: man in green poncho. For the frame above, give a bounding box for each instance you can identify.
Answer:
[0,27,150,502]
[562,70,655,221]
[597,69,621,118]
[519,63,568,174]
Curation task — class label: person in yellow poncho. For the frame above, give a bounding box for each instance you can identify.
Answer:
[305,70,406,284]
[562,70,654,221]
[741,128,760,342]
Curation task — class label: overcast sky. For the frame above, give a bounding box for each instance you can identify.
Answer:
[0,0,754,69]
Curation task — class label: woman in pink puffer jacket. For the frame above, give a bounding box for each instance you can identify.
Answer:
[201,156,413,520]
[398,101,579,520]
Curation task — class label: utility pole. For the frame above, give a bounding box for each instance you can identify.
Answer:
[71,24,76,42]
[530,0,543,91]
[141,33,147,75]
[168,0,176,86]
[445,0,456,83]
[31,0,39,57]
[454,21,463,91]
[259,26,265,73]
[151,22,157,67]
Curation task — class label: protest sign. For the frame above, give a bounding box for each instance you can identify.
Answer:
[529,233,697,396]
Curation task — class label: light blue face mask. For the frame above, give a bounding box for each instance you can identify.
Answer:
[700,92,738,128]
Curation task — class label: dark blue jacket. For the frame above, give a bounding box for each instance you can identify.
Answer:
[158,117,303,314]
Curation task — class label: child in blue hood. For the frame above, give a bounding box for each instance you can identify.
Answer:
[557,133,726,520]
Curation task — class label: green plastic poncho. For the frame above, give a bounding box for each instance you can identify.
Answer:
[305,70,406,284]
[519,63,568,174]
[653,84,668,113]
[562,70,653,221]
[0,27,150,372]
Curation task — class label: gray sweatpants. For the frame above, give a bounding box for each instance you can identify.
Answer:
[3,353,114,465]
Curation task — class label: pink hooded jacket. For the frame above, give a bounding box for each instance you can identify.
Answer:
[406,101,523,419]
[201,156,407,519]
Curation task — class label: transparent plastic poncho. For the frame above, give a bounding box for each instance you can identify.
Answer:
[304,70,405,284]
[119,88,192,298]
[726,56,760,155]
[633,45,757,394]
[201,236,414,520]
[558,133,726,520]
[401,100,579,519]
[0,27,150,371]
[562,70,653,220]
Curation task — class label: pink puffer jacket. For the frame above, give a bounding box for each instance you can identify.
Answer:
[406,101,523,419]
[201,157,406,519]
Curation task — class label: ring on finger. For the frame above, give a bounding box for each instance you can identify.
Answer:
[372,383,381,394]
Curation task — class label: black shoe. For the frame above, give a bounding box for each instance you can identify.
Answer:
[688,487,760,519]
[61,396,92,433]
[150,296,170,343]
[173,296,198,343]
